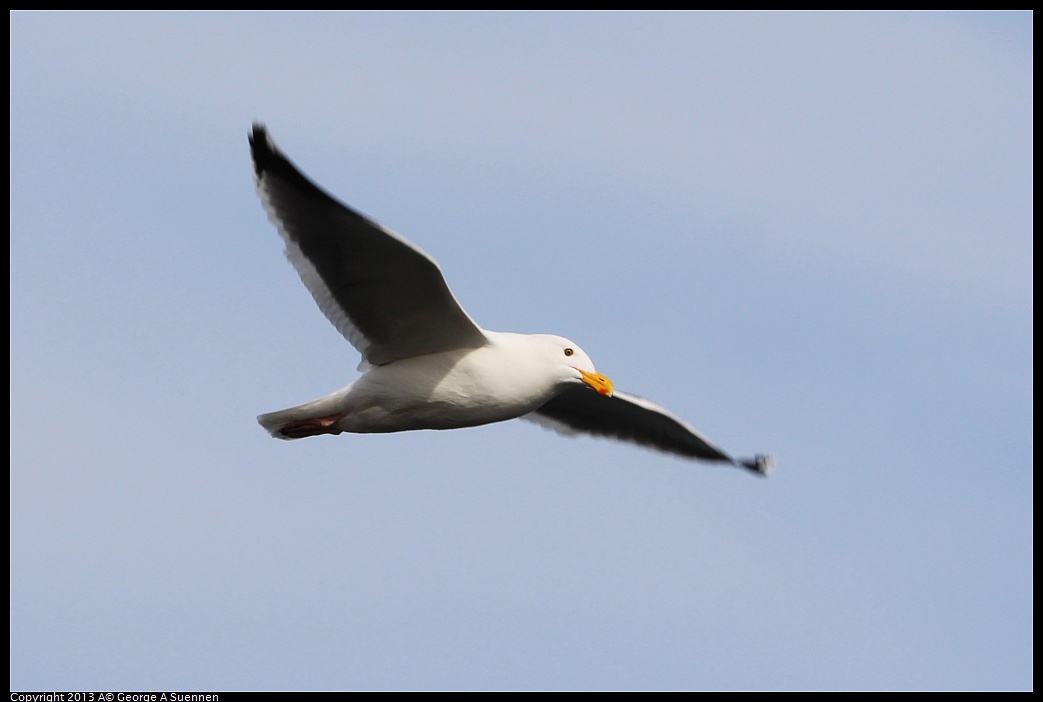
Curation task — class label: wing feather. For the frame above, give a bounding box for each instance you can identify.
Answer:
[527,387,772,475]
[249,124,488,366]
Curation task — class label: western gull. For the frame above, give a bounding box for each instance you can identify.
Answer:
[250,124,772,476]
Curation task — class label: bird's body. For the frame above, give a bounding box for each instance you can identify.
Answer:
[258,332,598,435]
[249,124,772,475]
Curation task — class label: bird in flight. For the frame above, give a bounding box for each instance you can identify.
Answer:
[250,124,772,475]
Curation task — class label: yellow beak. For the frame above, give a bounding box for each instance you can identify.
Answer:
[578,369,614,397]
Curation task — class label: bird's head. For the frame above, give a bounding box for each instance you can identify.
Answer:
[542,335,614,397]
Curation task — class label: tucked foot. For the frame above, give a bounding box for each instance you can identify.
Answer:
[277,413,346,439]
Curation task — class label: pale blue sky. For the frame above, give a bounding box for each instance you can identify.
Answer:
[10,11,1032,691]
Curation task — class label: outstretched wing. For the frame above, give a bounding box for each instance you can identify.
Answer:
[527,387,773,475]
[250,124,488,366]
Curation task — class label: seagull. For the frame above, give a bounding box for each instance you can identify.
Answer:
[249,124,772,476]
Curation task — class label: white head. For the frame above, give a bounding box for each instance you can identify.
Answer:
[532,334,614,397]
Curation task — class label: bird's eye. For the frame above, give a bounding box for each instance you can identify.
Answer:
[564,348,574,357]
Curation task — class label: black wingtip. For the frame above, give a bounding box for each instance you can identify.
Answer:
[248,122,268,149]
[738,454,775,477]
[247,123,385,230]
[248,122,279,178]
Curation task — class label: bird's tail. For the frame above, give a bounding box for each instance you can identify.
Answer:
[257,388,353,440]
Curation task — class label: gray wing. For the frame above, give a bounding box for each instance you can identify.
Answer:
[526,387,773,475]
[250,124,488,366]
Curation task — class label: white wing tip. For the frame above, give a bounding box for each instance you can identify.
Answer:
[739,454,775,476]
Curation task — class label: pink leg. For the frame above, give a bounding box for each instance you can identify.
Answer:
[278,413,346,439]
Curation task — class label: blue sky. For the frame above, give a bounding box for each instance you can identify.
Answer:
[10,11,1032,691]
